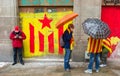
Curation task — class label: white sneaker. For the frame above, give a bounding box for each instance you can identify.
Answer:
[65,69,70,72]
[84,69,92,74]
[103,64,107,67]
[96,70,99,73]
[100,64,107,67]
[100,64,104,67]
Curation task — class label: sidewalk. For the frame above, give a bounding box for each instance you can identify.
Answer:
[0,60,120,76]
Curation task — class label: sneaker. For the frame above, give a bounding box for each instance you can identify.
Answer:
[96,70,99,73]
[103,64,107,67]
[100,64,107,67]
[65,69,70,72]
[84,69,92,74]
[100,64,104,67]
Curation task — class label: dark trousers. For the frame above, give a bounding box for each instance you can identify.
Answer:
[100,47,109,64]
[13,47,24,63]
[100,51,108,64]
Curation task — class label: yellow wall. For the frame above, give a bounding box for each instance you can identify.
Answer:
[20,11,72,58]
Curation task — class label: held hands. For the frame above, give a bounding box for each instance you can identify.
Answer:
[14,35,18,38]
[18,36,22,39]
[14,35,22,39]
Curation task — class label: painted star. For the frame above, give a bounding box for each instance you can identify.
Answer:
[39,14,53,29]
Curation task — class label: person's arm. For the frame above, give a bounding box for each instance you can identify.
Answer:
[9,31,16,40]
[19,31,26,40]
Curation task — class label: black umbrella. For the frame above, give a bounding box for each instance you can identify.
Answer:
[82,18,111,39]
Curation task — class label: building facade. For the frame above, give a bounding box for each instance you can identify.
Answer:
[0,0,120,62]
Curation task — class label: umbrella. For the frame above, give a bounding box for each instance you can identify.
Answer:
[82,18,111,39]
[56,12,78,28]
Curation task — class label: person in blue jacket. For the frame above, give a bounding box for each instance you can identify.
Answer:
[63,24,74,72]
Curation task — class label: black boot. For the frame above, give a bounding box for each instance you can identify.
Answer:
[12,62,17,65]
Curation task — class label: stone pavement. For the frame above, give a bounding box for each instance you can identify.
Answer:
[0,60,120,76]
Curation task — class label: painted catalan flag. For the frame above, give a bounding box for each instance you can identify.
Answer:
[87,37,103,53]
[20,11,72,58]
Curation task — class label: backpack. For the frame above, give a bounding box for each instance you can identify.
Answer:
[60,34,65,48]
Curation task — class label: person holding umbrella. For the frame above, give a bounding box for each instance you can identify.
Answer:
[82,18,111,73]
[84,36,103,73]
[63,24,74,72]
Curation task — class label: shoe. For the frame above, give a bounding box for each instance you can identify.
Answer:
[65,69,70,72]
[84,69,92,74]
[100,64,104,67]
[103,64,107,67]
[96,70,99,73]
[12,63,17,65]
[100,64,107,67]
[20,62,24,65]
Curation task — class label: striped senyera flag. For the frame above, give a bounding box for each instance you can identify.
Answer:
[87,36,103,53]
[102,38,112,53]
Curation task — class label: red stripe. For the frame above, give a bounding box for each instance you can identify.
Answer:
[58,26,64,54]
[48,33,54,53]
[96,39,100,53]
[103,42,111,48]
[92,39,96,53]
[38,31,44,52]
[29,23,34,53]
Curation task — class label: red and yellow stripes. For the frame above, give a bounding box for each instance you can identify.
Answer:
[102,38,112,53]
[20,12,72,57]
[87,37,103,53]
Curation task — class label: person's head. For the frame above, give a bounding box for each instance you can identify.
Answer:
[14,26,20,32]
[68,24,74,31]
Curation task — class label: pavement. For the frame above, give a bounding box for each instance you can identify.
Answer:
[0,59,120,76]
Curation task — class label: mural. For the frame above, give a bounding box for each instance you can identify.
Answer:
[101,6,120,59]
[20,11,72,58]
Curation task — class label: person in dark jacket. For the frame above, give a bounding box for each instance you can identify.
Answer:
[10,26,26,65]
[63,24,74,71]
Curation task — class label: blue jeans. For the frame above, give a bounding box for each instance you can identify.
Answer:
[88,53,100,70]
[64,48,71,70]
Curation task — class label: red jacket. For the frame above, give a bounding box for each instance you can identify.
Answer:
[10,31,26,48]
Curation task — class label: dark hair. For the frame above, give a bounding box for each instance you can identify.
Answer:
[68,24,74,29]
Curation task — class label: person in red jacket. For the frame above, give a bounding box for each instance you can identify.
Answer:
[10,26,26,65]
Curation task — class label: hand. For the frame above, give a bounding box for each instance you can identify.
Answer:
[14,36,17,38]
[19,36,22,39]
[87,53,90,56]
[14,35,19,38]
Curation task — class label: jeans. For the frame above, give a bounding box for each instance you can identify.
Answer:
[13,47,24,63]
[88,53,100,70]
[64,48,71,70]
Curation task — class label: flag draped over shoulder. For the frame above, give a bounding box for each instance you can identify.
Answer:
[87,37,103,53]
[102,38,112,53]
